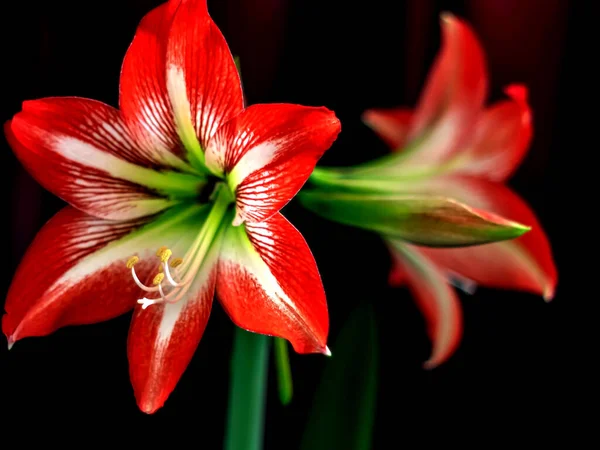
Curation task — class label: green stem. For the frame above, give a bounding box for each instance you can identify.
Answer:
[225,328,270,450]
[274,337,293,405]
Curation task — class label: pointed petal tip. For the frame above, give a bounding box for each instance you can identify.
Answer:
[505,84,529,103]
[440,11,455,24]
[323,346,332,357]
[543,286,556,302]
[422,358,438,370]
[7,336,15,350]
[137,397,164,415]
[360,109,375,126]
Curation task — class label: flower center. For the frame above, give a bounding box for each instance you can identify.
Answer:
[126,183,233,309]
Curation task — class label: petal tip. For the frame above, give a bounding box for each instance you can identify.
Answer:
[422,358,438,370]
[323,346,332,357]
[505,84,529,103]
[360,109,376,127]
[7,336,14,351]
[440,11,456,25]
[543,286,555,302]
[137,397,164,415]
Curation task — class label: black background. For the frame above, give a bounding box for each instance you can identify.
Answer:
[0,0,592,447]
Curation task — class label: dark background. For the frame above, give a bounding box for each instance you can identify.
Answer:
[0,0,592,447]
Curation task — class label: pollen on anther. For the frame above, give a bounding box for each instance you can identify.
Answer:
[159,248,172,263]
[153,273,165,285]
[126,256,139,269]
[156,246,168,257]
[170,257,184,268]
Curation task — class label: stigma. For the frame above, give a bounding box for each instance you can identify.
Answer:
[126,247,195,310]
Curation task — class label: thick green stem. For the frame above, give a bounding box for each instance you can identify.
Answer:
[225,329,270,450]
[274,337,293,405]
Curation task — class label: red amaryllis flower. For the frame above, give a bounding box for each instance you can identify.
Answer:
[303,14,556,368]
[363,15,557,367]
[4,0,339,413]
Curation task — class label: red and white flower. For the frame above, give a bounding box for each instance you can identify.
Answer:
[3,0,340,413]
[303,14,556,368]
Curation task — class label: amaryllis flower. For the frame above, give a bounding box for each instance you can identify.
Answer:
[3,0,339,413]
[301,14,556,368]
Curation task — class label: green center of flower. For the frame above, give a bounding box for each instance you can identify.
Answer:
[126,182,234,309]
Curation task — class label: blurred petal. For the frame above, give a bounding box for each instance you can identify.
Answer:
[206,104,340,225]
[361,108,413,150]
[2,204,207,344]
[388,258,407,287]
[127,229,220,414]
[411,175,557,298]
[454,84,532,181]
[399,14,487,170]
[6,99,202,220]
[166,0,244,163]
[216,213,329,354]
[388,240,462,368]
[298,189,529,247]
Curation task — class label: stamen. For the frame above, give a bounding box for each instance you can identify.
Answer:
[170,257,184,268]
[129,184,233,310]
[159,248,172,263]
[153,273,165,286]
[129,244,202,309]
[162,261,187,287]
[126,256,139,269]
[131,266,160,292]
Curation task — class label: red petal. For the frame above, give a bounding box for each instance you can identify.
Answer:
[6,98,177,220]
[2,207,149,343]
[166,0,244,150]
[361,108,413,150]
[119,1,192,170]
[3,203,209,345]
[399,14,487,169]
[388,262,407,287]
[206,104,341,225]
[454,84,533,181]
[216,213,329,354]
[388,240,463,368]
[127,242,219,414]
[411,175,557,299]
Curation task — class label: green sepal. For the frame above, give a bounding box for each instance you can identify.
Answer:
[298,189,530,247]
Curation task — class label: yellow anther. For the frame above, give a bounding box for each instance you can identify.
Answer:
[156,246,168,257]
[153,273,165,286]
[158,265,164,273]
[126,256,139,269]
[159,248,172,263]
[170,257,184,268]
